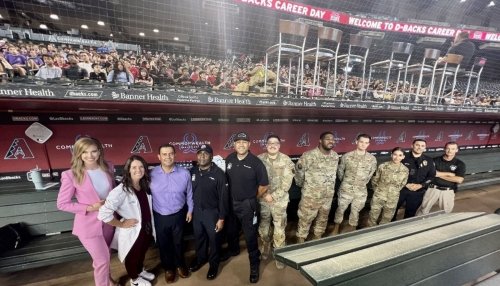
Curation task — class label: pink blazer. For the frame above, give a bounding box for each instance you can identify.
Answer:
[57,164,115,238]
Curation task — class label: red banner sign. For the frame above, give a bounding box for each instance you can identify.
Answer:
[235,0,500,42]
[1,122,499,174]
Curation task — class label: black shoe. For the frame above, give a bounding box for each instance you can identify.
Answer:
[206,264,218,280]
[189,260,206,273]
[220,250,240,262]
[249,266,259,283]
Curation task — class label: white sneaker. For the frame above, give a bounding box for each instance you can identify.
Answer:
[139,269,155,281]
[130,276,151,286]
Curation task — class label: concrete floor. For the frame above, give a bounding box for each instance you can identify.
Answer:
[1,184,499,286]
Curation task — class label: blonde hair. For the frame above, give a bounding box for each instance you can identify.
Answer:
[70,137,111,185]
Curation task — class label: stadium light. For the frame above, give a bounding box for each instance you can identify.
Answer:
[49,14,59,20]
[110,33,113,37]
[460,0,467,3]
[0,14,2,19]
[173,37,179,41]
[139,32,145,36]
[81,24,88,29]
[97,21,105,26]
[153,29,159,33]
[487,1,495,7]
[39,24,48,29]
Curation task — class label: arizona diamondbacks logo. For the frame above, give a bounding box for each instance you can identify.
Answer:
[352,132,362,145]
[435,131,444,142]
[131,136,152,154]
[396,131,406,143]
[224,133,237,150]
[4,138,34,159]
[297,133,310,147]
[465,131,474,141]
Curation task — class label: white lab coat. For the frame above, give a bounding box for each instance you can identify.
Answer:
[98,183,156,262]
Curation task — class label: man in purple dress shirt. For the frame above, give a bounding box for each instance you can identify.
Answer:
[151,144,193,284]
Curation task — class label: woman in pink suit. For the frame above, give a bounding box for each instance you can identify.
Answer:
[57,137,116,286]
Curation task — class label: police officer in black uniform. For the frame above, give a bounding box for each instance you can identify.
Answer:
[417,141,466,215]
[222,132,269,284]
[393,139,436,220]
[189,144,228,280]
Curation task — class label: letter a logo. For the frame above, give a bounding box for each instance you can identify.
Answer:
[224,133,237,150]
[396,131,406,143]
[465,131,474,141]
[435,131,444,142]
[4,138,35,159]
[297,133,310,147]
[131,136,152,154]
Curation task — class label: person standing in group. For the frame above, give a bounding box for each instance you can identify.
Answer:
[367,147,409,226]
[333,134,377,234]
[257,135,295,269]
[57,137,116,286]
[295,131,339,243]
[98,155,155,286]
[150,144,193,284]
[393,139,436,220]
[223,132,269,283]
[417,142,466,215]
[189,145,229,280]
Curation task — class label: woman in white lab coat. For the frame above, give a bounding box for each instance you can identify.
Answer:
[98,155,156,286]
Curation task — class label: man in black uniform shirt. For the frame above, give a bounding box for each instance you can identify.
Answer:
[417,142,465,215]
[189,144,228,280]
[393,139,436,220]
[223,132,269,283]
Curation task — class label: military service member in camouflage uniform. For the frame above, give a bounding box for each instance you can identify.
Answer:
[367,147,409,226]
[257,135,295,269]
[333,134,377,234]
[295,132,339,243]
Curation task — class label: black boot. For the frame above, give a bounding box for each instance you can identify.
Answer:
[249,264,259,283]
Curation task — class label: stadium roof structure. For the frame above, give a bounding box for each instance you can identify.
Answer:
[1,0,500,78]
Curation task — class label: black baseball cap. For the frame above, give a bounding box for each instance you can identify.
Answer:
[197,144,213,154]
[234,132,250,142]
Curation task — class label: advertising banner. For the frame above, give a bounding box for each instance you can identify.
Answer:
[234,0,500,42]
[1,121,499,174]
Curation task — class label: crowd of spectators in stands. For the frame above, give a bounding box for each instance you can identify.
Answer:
[0,38,498,107]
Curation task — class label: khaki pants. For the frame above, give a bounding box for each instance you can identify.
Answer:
[417,187,455,215]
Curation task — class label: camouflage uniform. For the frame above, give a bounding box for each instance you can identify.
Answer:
[257,152,295,249]
[334,151,377,226]
[368,162,409,226]
[295,148,339,239]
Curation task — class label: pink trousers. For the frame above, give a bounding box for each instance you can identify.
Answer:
[79,223,114,286]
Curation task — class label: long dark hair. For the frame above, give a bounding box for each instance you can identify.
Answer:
[122,155,151,194]
[112,60,130,83]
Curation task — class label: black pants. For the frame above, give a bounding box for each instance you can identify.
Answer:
[125,228,152,279]
[393,188,426,220]
[153,210,186,271]
[226,198,260,267]
[193,207,221,266]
